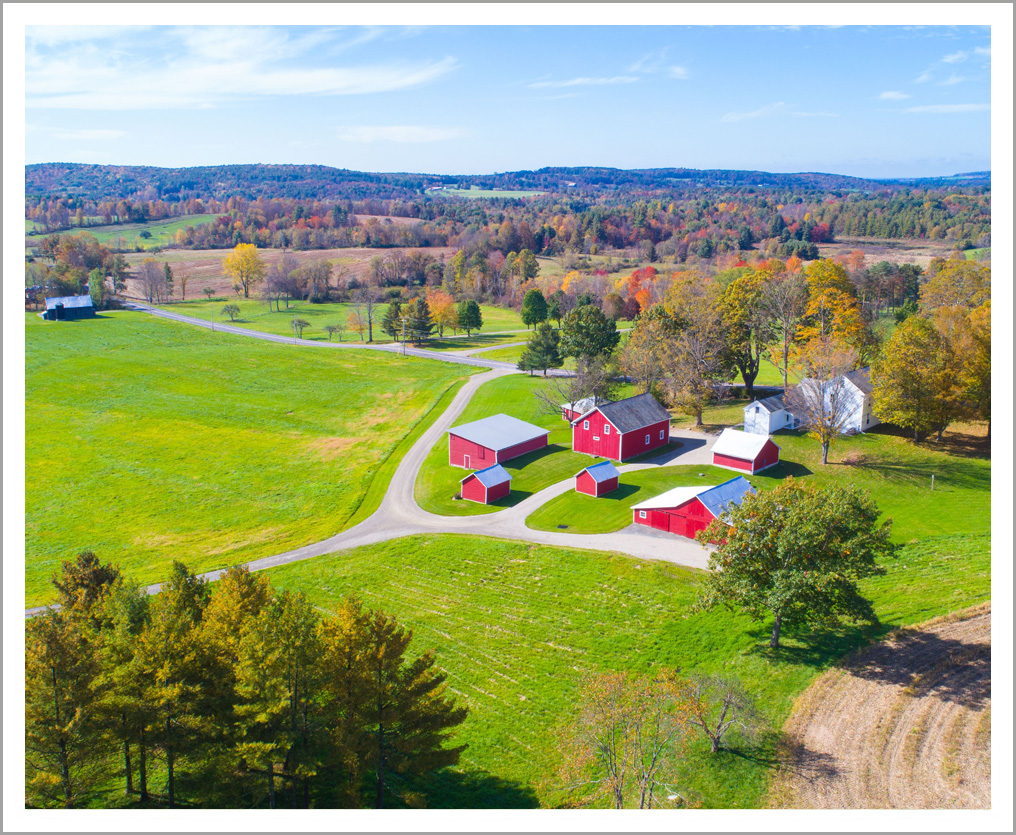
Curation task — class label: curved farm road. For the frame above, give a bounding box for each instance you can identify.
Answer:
[26,306,712,615]
[771,604,991,810]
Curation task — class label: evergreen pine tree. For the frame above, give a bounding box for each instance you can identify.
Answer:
[518,322,564,377]
[455,299,483,336]
[381,299,404,341]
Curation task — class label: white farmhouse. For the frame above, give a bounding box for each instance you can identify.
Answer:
[742,394,800,435]
[838,367,880,433]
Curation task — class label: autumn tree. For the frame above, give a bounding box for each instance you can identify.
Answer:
[785,336,860,464]
[681,676,763,754]
[871,316,960,441]
[919,260,990,314]
[428,290,459,338]
[797,259,868,355]
[620,315,672,400]
[720,269,774,400]
[558,670,694,809]
[518,322,564,377]
[695,480,895,648]
[758,265,808,386]
[51,550,121,618]
[222,243,267,299]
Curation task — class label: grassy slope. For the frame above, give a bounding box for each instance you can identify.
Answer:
[415,375,637,516]
[26,214,221,251]
[158,298,528,345]
[267,531,990,809]
[527,428,989,541]
[25,312,472,605]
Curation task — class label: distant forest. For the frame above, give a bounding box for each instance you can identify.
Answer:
[25,163,991,256]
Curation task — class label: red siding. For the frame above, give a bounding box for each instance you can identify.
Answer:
[571,409,622,459]
[497,434,548,463]
[576,471,619,497]
[755,439,780,473]
[712,439,780,475]
[712,452,753,473]
[449,434,495,469]
[633,497,716,539]
[461,474,510,504]
[485,479,511,503]
[618,418,671,461]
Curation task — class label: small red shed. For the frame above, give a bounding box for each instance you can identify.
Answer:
[460,464,512,504]
[448,414,550,469]
[711,428,780,475]
[575,460,621,497]
[632,477,754,539]
[571,393,671,462]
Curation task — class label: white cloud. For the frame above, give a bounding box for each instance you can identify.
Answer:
[915,71,933,84]
[942,50,969,64]
[791,110,839,118]
[668,66,690,80]
[25,27,458,110]
[52,129,126,141]
[721,102,787,123]
[336,125,464,143]
[26,25,150,46]
[974,46,991,58]
[879,91,911,100]
[904,103,989,114]
[528,76,638,89]
[938,73,967,86]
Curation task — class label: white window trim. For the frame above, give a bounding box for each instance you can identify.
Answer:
[583,419,589,430]
[659,429,665,440]
[645,434,650,444]
[604,424,610,435]
[639,511,647,519]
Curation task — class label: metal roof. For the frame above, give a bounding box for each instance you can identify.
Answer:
[577,460,620,483]
[843,367,874,395]
[461,463,512,488]
[712,428,778,460]
[562,396,611,413]
[748,394,789,414]
[45,295,94,310]
[575,392,670,433]
[632,476,754,519]
[448,414,549,451]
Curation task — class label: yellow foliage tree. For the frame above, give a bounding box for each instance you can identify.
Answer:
[222,243,266,299]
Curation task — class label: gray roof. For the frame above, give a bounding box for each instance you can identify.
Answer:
[576,392,670,433]
[562,396,611,413]
[698,477,755,519]
[843,367,873,395]
[449,414,549,451]
[750,394,788,414]
[578,460,620,483]
[45,295,94,310]
[462,463,512,488]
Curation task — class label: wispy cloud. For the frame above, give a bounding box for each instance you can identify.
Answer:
[722,102,787,122]
[668,66,690,80]
[938,73,967,86]
[903,103,989,114]
[792,110,839,118]
[52,129,126,141]
[942,50,969,64]
[528,76,638,89]
[915,71,933,84]
[879,91,911,100]
[25,26,457,110]
[336,125,464,143]
[628,49,690,80]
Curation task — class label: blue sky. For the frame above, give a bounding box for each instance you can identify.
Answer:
[20,20,997,178]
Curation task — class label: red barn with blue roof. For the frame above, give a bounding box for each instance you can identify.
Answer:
[460,464,512,504]
[631,476,754,539]
[575,460,620,497]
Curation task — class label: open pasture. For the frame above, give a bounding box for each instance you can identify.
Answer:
[815,236,960,269]
[26,214,221,252]
[267,530,989,808]
[24,311,472,606]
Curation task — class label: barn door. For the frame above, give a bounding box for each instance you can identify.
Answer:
[463,455,471,469]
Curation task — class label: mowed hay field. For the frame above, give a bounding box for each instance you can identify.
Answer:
[266,531,990,809]
[24,311,473,606]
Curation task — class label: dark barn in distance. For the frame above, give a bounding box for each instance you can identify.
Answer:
[42,295,95,321]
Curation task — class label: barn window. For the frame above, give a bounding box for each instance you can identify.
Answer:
[659,430,665,440]
[755,406,759,413]
[478,447,485,459]
[604,424,610,434]
[639,511,647,519]
[583,420,589,430]
[645,434,650,445]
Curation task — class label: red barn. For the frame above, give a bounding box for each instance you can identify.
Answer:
[632,477,754,539]
[459,464,512,504]
[571,393,671,461]
[711,428,781,475]
[575,460,620,497]
[448,414,550,469]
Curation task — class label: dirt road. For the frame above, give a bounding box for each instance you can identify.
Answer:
[772,604,991,809]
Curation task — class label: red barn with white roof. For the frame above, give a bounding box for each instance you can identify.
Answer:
[448,414,549,469]
[711,428,781,475]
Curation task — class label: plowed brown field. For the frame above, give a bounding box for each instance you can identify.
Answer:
[771,604,991,809]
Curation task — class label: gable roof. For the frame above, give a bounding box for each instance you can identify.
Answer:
[843,367,873,395]
[577,460,620,483]
[45,295,94,310]
[461,463,512,488]
[576,392,670,433]
[562,396,611,414]
[712,428,778,460]
[631,476,755,519]
[747,394,788,414]
[449,414,549,451]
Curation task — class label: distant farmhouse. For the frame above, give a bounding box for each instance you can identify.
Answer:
[632,476,755,539]
[571,393,671,462]
[41,295,95,321]
[743,367,880,435]
[448,414,549,469]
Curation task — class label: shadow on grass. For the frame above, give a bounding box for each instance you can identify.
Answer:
[864,423,990,461]
[756,460,813,480]
[625,440,688,465]
[504,443,569,471]
[597,482,642,503]
[411,768,541,809]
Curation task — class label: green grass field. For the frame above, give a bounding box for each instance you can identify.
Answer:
[25,214,220,251]
[265,530,990,808]
[158,298,529,345]
[476,344,526,364]
[24,312,474,606]
[435,187,546,199]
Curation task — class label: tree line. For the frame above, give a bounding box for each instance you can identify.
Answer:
[26,554,467,809]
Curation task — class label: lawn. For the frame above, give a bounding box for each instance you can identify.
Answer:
[414,374,638,515]
[25,214,221,252]
[24,311,474,606]
[158,298,528,345]
[476,344,525,364]
[265,530,990,809]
